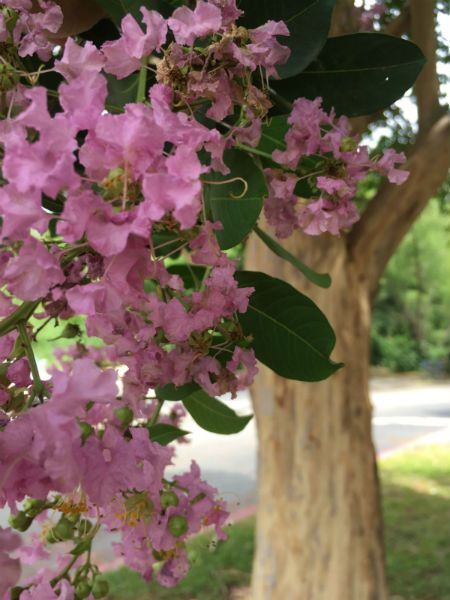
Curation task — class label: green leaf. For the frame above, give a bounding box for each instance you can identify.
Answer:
[152,230,185,258]
[95,0,172,25]
[183,390,253,434]
[203,150,266,250]
[147,423,190,445]
[257,116,289,156]
[168,265,206,290]
[106,72,139,109]
[254,226,331,288]
[271,33,426,117]
[155,382,200,401]
[236,271,341,381]
[240,0,335,78]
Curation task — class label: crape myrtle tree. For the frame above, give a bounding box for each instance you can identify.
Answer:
[0,0,439,599]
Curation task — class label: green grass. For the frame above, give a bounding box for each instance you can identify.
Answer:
[105,445,450,599]
[105,517,254,599]
[381,445,450,600]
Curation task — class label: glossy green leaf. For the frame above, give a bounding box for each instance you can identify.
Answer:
[152,230,185,258]
[168,265,206,290]
[203,150,266,249]
[240,0,335,78]
[183,390,253,434]
[236,271,341,380]
[254,226,331,288]
[155,382,200,401]
[106,72,139,109]
[258,116,289,156]
[271,33,426,117]
[147,423,190,445]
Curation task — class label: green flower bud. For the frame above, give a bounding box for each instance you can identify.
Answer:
[168,514,188,538]
[340,136,358,153]
[65,512,81,524]
[160,491,179,509]
[115,406,134,427]
[8,511,33,532]
[92,578,110,599]
[75,581,92,600]
[22,498,47,518]
[52,516,75,541]
[77,519,93,536]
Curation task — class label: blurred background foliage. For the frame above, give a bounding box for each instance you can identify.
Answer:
[371,200,450,374]
[358,0,450,375]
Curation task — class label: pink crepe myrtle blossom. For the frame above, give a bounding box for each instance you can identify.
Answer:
[54,38,105,81]
[0,527,21,598]
[7,0,63,61]
[168,1,222,45]
[103,8,167,79]
[3,237,64,301]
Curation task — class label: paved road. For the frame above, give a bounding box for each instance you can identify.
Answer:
[371,377,450,454]
[170,377,450,505]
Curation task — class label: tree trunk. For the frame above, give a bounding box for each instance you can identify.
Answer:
[247,232,388,600]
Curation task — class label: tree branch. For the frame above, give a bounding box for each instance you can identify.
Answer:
[348,114,450,301]
[385,5,411,37]
[410,0,443,134]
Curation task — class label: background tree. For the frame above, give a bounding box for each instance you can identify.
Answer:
[246,1,450,598]
[372,201,450,374]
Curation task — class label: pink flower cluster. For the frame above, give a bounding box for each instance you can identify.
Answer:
[0,0,410,596]
[265,97,408,237]
[0,1,284,594]
[0,1,63,60]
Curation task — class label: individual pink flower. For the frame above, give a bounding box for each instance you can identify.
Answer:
[12,1,63,61]
[248,20,290,78]
[298,197,360,236]
[58,71,107,131]
[0,527,21,599]
[7,358,31,388]
[1,87,79,197]
[272,97,331,167]
[102,8,167,79]
[227,347,258,391]
[50,358,118,416]
[263,169,300,238]
[208,0,242,27]
[3,237,64,301]
[15,533,50,565]
[156,549,189,588]
[142,145,206,229]
[376,149,409,184]
[168,1,222,45]
[54,38,105,81]
[0,185,49,240]
[190,221,226,266]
